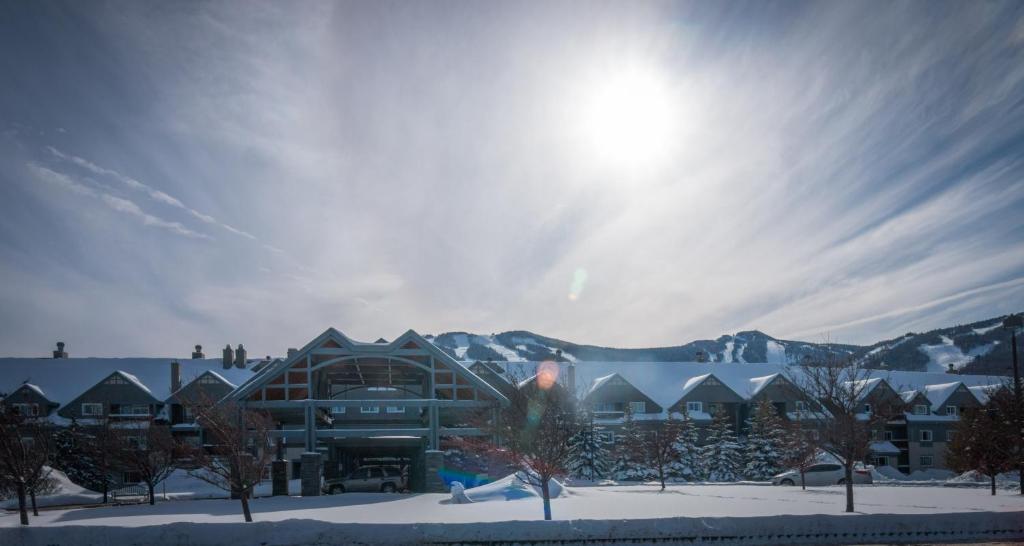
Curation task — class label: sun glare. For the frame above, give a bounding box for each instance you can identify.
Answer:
[576,67,677,171]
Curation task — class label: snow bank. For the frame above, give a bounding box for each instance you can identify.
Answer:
[456,473,565,503]
[949,470,1022,490]
[4,511,1023,545]
[0,468,102,509]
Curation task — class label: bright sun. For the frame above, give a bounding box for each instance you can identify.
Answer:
[577,67,677,171]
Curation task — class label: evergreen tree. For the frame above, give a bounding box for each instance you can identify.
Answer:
[701,411,742,482]
[52,423,115,502]
[611,409,652,481]
[668,411,702,481]
[567,411,611,481]
[743,399,786,480]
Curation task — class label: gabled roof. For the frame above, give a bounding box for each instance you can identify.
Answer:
[672,372,745,407]
[923,381,966,412]
[166,370,237,403]
[747,373,786,398]
[587,373,620,397]
[229,328,508,404]
[968,384,1003,405]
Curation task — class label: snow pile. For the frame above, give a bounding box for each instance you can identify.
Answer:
[949,470,1021,490]
[0,467,101,509]
[457,473,565,503]
[908,468,955,481]
[871,465,908,482]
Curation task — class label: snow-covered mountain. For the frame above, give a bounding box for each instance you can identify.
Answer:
[426,313,1022,375]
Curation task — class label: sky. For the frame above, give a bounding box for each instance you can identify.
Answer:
[1,1,1023,357]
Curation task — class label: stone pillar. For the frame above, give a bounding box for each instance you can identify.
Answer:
[425,449,446,493]
[300,453,322,496]
[272,460,288,496]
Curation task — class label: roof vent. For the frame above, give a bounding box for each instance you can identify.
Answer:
[192,344,204,359]
[222,344,234,369]
[53,341,68,359]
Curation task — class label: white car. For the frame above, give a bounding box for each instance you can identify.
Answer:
[771,463,873,486]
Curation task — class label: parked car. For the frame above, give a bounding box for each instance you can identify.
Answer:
[323,465,405,494]
[771,463,873,486]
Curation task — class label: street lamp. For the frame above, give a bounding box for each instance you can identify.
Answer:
[1003,313,1023,495]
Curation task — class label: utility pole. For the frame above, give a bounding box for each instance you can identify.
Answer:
[1003,313,1023,495]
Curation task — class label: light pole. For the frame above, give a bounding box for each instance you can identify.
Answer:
[1003,313,1023,495]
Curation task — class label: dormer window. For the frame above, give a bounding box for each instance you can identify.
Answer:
[945,405,958,416]
[914,405,928,415]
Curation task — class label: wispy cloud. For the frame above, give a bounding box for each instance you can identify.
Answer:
[27,163,211,240]
[47,146,256,240]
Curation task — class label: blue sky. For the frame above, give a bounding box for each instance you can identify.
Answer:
[1,1,1023,357]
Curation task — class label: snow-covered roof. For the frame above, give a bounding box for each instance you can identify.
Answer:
[968,384,999,405]
[869,441,900,454]
[747,374,781,397]
[900,390,920,404]
[0,358,256,405]
[846,377,885,401]
[922,381,964,412]
[587,373,618,396]
[472,360,1005,411]
[22,383,47,398]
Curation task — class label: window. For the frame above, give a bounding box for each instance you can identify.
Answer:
[686,401,703,413]
[594,402,619,413]
[919,456,933,467]
[883,430,894,441]
[863,404,872,413]
[704,377,720,386]
[121,404,150,416]
[946,430,955,442]
[919,430,933,442]
[183,406,195,421]
[198,375,221,385]
[945,406,958,416]
[628,401,646,414]
[386,406,405,414]
[331,406,347,415]
[872,456,889,467]
[708,403,722,415]
[367,386,397,392]
[12,403,38,416]
[871,430,880,440]
[105,375,127,385]
[598,431,615,444]
[914,405,928,415]
[794,400,808,412]
[808,464,841,472]
[81,403,103,416]
[360,406,380,414]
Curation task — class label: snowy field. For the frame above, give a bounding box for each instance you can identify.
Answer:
[2,483,1023,545]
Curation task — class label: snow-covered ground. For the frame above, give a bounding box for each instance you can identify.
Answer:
[2,483,1022,545]
[918,335,997,372]
[3,484,1020,527]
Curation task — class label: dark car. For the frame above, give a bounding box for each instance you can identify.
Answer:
[323,465,405,494]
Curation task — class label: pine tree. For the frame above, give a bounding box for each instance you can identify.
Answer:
[52,423,115,503]
[611,409,652,481]
[701,411,742,482]
[668,411,702,481]
[567,411,611,481]
[743,399,786,480]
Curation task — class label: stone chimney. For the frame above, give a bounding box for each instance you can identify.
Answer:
[235,344,247,368]
[52,341,68,359]
[287,348,298,358]
[946,363,958,374]
[191,344,204,359]
[171,360,182,393]
[222,344,234,369]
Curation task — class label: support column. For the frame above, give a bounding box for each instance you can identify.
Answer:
[271,460,288,496]
[424,449,446,493]
[300,452,322,496]
[428,405,439,450]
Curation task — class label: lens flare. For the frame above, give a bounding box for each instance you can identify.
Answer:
[568,267,588,301]
[536,360,560,390]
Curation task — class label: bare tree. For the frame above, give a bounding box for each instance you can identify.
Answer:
[947,393,1015,495]
[485,373,580,520]
[0,410,53,525]
[113,420,178,505]
[186,395,273,522]
[786,352,897,512]
[779,417,820,490]
[645,415,684,491]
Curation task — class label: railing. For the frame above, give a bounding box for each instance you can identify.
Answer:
[110,483,150,503]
